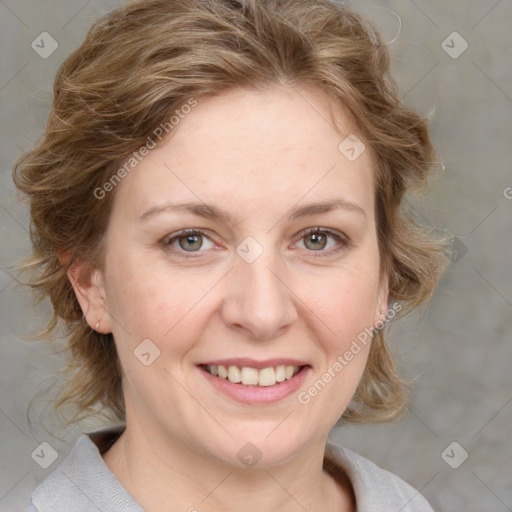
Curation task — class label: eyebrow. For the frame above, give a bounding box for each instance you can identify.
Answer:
[139,198,367,224]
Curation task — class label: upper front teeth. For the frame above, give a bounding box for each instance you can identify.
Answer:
[206,364,300,386]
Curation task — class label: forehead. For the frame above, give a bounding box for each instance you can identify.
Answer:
[110,86,375,223]
[167,86,363,166]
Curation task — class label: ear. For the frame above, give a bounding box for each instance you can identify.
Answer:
[60,251,111,333]
[373,270,390,327]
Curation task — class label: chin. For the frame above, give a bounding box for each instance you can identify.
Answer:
[201,425,312,469]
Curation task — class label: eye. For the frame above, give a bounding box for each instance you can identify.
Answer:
[162,227,349,259]
[295,228,348,256]
[163,229,215,257]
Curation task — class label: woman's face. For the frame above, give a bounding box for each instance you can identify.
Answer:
[81,86,388,466]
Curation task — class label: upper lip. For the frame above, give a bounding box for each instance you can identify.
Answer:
[199,358,310,369]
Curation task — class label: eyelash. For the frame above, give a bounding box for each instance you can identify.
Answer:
[162,227,349,259]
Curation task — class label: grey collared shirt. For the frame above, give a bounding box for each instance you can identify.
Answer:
[28,425,434,511]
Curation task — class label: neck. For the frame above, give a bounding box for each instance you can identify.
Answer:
[102,416,355,512]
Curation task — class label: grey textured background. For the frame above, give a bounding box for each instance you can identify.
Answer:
[1,1,511,511]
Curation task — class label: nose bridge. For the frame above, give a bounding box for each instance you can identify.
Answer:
[222,241,297,340]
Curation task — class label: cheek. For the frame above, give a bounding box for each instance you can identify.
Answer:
[104,254,215,355]
[295,266,379,417]
[301,262,381,343]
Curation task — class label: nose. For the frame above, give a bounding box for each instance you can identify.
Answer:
[220,250,298,341]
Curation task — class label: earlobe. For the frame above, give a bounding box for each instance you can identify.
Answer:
[66,260,111,333]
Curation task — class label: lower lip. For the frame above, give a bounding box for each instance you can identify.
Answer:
[198,365,310,405]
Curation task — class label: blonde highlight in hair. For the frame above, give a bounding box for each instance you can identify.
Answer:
[12,0,447,424]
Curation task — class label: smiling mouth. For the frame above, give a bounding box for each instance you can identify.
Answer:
[200,364,304,387]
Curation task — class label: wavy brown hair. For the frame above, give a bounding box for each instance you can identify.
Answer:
[12,0,447,424]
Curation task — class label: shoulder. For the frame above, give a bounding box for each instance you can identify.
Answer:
[28,424,142,512]
[324,442,435,512]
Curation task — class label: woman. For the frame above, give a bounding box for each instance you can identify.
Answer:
[13,0,447,510]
